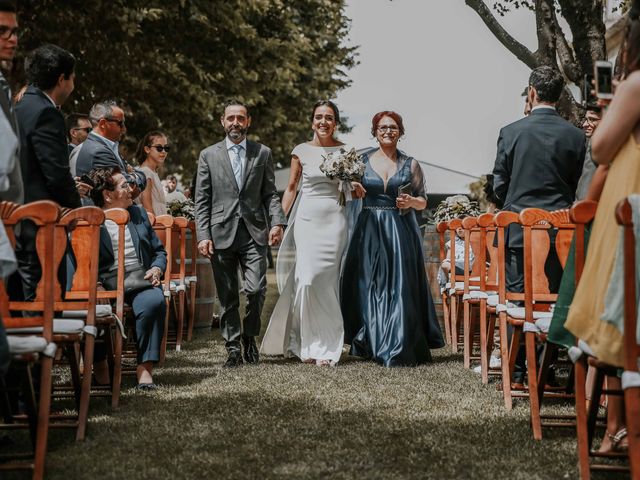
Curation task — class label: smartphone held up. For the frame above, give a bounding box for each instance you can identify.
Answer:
[594,60,613,100]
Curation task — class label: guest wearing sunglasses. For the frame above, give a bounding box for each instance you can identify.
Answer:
[135,130,170,216]
[65,112,91,155]
[73,99,147,199]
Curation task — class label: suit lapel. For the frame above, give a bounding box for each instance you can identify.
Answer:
[241,141,258,190]
[216,143,239,193]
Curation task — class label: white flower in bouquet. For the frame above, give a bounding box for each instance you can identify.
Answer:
[319,147,365,205]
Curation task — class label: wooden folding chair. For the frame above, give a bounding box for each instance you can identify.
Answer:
[518,208,575,440]
[152,214,174,366]
[169,216,188,351]
[185,220,198,341]
[616,196,640,479]
[475,213,500,384]
[0,200,59,480]
[98,208,130,408]
[54,207,104,440]
[494,210,521,410]
[436,221,451,345]
[461,216,484,369]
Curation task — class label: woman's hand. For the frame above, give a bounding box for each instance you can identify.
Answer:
[396,194,415,209]
[74,177,93,197]
[351,181,366,199]
[144,266,163,287]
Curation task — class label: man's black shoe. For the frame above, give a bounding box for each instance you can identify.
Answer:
[242,336,259,364]
[223,350,243,368]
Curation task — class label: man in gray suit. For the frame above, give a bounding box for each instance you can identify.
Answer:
[195,100,286,368]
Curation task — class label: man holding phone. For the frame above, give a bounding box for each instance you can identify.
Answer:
[492,65,585,388]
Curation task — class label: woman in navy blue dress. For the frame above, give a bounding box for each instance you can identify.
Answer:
[341,111,444,366]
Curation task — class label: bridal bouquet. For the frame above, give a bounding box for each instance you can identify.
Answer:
[319,147,365,205]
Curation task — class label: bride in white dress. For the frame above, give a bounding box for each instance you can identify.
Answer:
[260,100,362,366]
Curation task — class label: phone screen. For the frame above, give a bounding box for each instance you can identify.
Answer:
[596,64,612,95]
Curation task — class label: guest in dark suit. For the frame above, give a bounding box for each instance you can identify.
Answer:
[14,44,88,301]
[492,65,585,386]
[89,167,167,389]
[65,112,91,156]
[195,100,286,368]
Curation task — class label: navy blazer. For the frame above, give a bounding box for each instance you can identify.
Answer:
[492,108,585,247]
[98,205,167,280]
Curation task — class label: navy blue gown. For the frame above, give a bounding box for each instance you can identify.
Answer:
[341,151,444,367]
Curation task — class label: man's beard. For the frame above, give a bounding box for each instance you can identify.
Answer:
[226,126,247,141]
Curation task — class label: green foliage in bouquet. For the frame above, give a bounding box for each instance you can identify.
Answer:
[167,199,195,221]
[433,195,481,223]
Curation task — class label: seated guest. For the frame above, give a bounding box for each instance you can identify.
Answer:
[89,167,167,390]
[65,112,91,155]
[135,131,170,216]
[164,174,187,203]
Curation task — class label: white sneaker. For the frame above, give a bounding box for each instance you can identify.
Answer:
[489,356,501,369]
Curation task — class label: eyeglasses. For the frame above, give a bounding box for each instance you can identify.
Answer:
[72,127,92,134]
[0,26,19,40]
[103,117,125,128]
[149,145,171,153]
[377,125,399,133]
[582,116,600,127]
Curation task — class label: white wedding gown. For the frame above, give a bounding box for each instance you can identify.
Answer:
[260,143,347,363]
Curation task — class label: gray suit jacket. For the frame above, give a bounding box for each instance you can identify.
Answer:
[0,72,23,204]
[195,139,286,250]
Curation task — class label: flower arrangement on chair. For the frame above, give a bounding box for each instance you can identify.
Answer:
[433,195,481,223]
[166,199,195,220]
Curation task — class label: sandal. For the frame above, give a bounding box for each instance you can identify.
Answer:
[609,427,628,452]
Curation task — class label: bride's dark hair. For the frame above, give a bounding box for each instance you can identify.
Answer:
[310,100,340,124]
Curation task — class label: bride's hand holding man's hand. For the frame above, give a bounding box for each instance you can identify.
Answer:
[351,181,366,199]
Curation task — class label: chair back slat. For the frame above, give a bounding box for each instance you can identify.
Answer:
[103,208,130,315]
[153,215,175,290]
[494,211,520,303]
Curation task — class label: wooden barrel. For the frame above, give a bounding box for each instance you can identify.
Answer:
[422,224,444,324]
[184,231,219,332]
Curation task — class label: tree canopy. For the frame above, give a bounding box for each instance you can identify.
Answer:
[13,0,357,177]
[465,0,629,121]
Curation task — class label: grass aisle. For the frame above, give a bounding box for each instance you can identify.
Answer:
[11,273,586,480]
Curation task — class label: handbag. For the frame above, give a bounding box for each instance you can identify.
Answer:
[102,264,154,295]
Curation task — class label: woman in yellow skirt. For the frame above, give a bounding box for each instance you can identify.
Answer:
[565,10,640,452]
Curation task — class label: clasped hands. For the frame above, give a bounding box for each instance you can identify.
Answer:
[144,266,163,287]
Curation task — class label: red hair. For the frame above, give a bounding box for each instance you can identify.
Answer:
[371,111,405,137]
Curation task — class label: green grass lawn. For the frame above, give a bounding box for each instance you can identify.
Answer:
[3,272,622,479]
